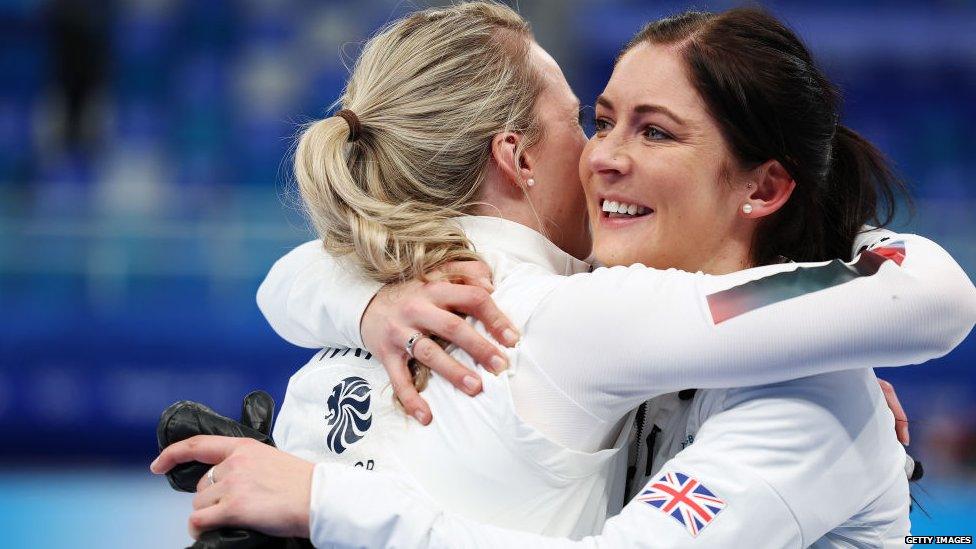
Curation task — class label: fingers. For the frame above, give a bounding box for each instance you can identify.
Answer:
[150,435,240,474]
[432,261,494,292]
[195,465,214,493]
[381,350,432,426]
[427,282,519,348]
[409,329,485,394]
[895,419,910,447]
[878,379,909,445]
[188,501,230,540]
[192,478,228,511]
[390,281,512,373]
[420,306,507,374]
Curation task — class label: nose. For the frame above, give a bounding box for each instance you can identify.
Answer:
[586,132,630,179]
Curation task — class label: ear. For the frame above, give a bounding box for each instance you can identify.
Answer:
[743,160,796,219]
[490,132,533,191]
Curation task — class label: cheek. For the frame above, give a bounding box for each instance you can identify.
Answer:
[665,185,703,215]
[579,140,597,198]
[659,168,734,234]
[563,132,584,171]
[562,134,588,205]
[567,139,585,180]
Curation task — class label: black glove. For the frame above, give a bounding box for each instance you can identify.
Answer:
[156,391,315,549]
[190,530,314,549]
[157,390,277,493]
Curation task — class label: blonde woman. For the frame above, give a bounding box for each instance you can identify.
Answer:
[152,3,976,546]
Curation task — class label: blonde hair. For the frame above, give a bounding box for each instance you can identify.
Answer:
[294,1,546,389]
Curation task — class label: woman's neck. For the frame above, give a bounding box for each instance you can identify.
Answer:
[692,236,755,275]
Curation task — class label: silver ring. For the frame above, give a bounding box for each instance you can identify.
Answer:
[405,332,425,359]
[207,466,217,486]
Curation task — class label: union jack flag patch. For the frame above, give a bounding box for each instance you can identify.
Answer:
[636,471,726,537]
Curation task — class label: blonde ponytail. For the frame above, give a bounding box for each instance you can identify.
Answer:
[294,1,545,391]
[295,115,482,283]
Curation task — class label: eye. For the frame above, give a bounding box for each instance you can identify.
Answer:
[593,117,612,135]
[643,125,672,141]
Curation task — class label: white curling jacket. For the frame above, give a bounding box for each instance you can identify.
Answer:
[257,216,976,547]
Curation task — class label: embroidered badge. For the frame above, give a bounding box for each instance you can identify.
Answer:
[636,471,726,537]
[324,376,372,454]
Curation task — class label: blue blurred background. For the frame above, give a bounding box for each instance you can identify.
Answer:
[0,0,973,546]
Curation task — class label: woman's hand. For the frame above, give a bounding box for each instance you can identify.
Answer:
[361,260,519,425]
[878,378,910,445]
[150,436,314,540]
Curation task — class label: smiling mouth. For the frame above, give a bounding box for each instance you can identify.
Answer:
[600,199,653,219]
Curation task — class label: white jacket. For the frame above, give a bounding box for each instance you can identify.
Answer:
[257,216,976,547]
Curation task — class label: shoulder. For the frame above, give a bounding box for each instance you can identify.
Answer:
[718,369,882,425]
[699,370,885,456]
[686,370,904,542]
[284,347,390,403]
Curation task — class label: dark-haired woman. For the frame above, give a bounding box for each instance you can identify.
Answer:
[153,5,976,547]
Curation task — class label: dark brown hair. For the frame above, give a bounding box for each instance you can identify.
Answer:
[622,8,910,264]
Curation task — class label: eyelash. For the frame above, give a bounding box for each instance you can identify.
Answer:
[643,126,671,140]
[591,117,673,141]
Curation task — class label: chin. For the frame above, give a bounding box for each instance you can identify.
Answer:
[596,243,671,269]
[593,243,636,268]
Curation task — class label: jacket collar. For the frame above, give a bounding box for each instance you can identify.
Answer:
[454,216,591,276]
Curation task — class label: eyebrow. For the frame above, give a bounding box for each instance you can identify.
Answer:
[596,95,688,126]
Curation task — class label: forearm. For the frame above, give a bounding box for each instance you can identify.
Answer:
[309,462,577,549]
[528,231,976,421]
[257,240,382,349]
[308,459,802,548]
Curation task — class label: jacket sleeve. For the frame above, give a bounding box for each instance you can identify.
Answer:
[256,240,382,349]
[307,458,803,549]
[308,370,907,548]
[519,230,976,423]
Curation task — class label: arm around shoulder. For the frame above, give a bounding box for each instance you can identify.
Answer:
[856,230,976,358]
[519,230,976,424]
[306,455,803,548]
[256,240,383,349]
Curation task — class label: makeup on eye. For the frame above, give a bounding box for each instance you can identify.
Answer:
[642,125,673,141]
[592,116,611,134]
[590,116,674,142]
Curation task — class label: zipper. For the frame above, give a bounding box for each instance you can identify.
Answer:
[644,424,662,477]
[624,401,648,503]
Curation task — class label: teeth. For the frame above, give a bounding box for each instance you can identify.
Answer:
[601,199,649,216]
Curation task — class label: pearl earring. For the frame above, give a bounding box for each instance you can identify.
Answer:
[526,178,536,187]
[742,203,753,214]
